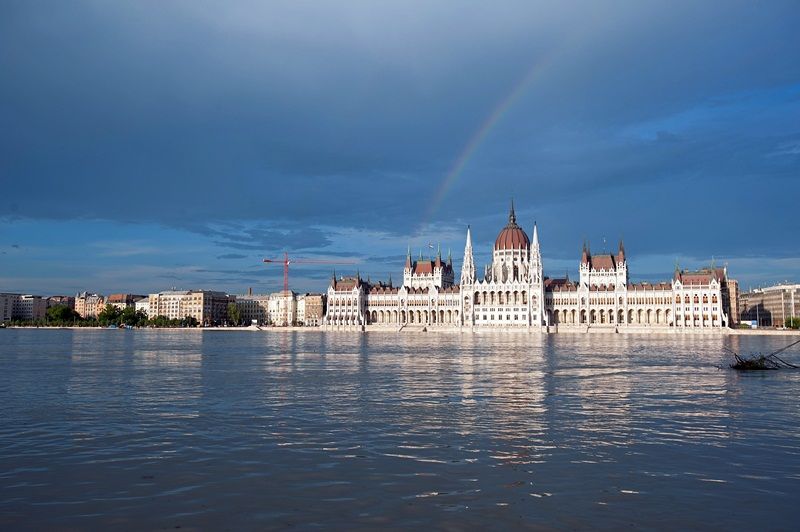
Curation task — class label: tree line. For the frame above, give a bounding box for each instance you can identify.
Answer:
[6,304,201,328]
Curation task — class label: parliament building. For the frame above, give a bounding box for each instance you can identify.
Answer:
[324,203,731,332]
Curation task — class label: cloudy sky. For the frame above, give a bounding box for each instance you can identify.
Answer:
[1,0,798,295]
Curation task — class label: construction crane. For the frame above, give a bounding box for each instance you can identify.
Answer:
[263,252,357,294]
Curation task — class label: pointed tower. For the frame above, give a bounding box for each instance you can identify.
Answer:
[460,225,475,286]
[531,221,540,259]
[616,237,628,286]
[528,221,545,328]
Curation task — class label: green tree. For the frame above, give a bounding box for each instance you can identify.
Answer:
[46,304,80,324]
[786,317,800,329]
[227,303,242,326]
[149,315,169,327]
[97,304,122,326]
[120,306,139,327]
[181,316,199,327]
[134,310,148,327]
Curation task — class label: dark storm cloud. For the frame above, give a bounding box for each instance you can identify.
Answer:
[1,0,799,288]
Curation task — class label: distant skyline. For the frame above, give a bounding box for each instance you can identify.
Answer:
[2,1,799,295]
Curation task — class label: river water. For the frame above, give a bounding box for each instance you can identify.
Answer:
[1,329,799,530]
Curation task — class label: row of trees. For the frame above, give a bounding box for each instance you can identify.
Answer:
[6,305,202,328]
[9,303,253,328]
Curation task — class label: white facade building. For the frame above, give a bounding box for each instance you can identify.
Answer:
[268,291,297,326]
[296,295,306,325]
[134,298,150,316]
[324,203,730,331]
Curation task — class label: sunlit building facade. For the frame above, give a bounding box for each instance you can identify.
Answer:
[323,204,730,331]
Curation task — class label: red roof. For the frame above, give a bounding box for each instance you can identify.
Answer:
[494,203,530,250]
[332,277,361,291]
[584,254,617,271]
[414,261,434,274]
[545,278,577,292]
[674,268,725,285]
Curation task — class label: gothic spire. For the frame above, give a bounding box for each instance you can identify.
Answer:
[532,221,539,247]
[508,198,517,225]
[460,225,475,286]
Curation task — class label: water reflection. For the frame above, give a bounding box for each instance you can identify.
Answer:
[1,329,799,529]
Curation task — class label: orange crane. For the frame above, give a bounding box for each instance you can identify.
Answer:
[263,252,357,294]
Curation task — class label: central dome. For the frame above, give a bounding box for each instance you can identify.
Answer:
[494,202,530,250]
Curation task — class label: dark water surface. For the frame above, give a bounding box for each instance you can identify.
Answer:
[1,330,799,530]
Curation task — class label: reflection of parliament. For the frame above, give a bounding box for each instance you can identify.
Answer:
[324,203,733,331]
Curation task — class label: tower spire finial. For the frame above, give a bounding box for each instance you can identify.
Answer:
[508,198,516,224]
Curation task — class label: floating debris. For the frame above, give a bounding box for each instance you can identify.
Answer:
[727,338,800,370]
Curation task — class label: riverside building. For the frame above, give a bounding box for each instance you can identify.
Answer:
[324,203,731,331]
[75,292,105,319]
[147,290,233,325]
[107,294,146,311]
[0,294,47,321]
[739,284,799,328]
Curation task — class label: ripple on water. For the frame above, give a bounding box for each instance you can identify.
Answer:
[1,330,799,529]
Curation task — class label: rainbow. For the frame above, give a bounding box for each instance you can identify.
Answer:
[420,53,556,232]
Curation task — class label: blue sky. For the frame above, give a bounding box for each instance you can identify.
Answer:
[1,0,799,295]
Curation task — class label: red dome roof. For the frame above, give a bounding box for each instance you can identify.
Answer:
[494,203,530,250]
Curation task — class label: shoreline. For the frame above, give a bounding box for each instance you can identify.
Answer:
[3,325,799,336]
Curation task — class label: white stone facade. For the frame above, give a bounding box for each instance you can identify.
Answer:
[268,291,297,326]
[134,298,150,316]
[323,204,730,331]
